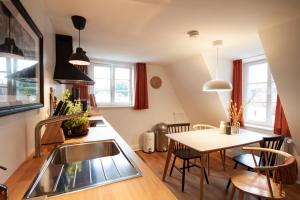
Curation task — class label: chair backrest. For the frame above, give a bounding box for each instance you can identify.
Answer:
[243,147,297,198]
[167,123,190,151]
[259,136,285,166]
[192,124,216,130]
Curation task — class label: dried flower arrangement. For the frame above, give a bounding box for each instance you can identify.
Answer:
[228,99,243,127]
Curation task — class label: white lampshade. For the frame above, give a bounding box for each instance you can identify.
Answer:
[202,80,232,92]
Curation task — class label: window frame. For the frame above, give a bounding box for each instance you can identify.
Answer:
[91,61,134,107]
[243,59,276,128]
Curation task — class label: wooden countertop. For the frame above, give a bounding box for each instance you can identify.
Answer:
[5,117,177,200]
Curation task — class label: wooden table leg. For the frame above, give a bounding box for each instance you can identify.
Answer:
[200,153,206,200]
[222,150,226,171]
[162,139,175,181]
[207,153,210,175]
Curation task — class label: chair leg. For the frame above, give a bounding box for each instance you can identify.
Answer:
[237,190,244,200]
[169,156,177,176]
[226,162,238,190]
[187,160,190,172]
[204,168,209,184]
[182,159,186,192]
[230,185,236,200]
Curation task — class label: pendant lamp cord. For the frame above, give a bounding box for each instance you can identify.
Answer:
[8,15,11,39]
[78,29,81,48]
[216,46,219,79]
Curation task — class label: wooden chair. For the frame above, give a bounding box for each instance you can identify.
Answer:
[192,124,216,130]
[193,124,225,174]
[226,135,285,190]
[230,147,298,200]
[168,123,209,192]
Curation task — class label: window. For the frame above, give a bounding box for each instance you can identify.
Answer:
[92,62,134,106]
[243,59,277,127]
[0,57,8,97]
[0,57,38,104]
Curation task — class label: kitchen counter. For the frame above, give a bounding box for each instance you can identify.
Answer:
[5,116,177,200]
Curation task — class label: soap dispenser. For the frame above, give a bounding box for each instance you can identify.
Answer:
[0,166,7,200]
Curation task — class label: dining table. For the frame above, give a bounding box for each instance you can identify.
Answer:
[162,128,274,200]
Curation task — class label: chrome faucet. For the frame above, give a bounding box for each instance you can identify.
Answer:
[34,113,84,158]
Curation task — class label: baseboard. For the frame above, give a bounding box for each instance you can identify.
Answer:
[131,144,141,151]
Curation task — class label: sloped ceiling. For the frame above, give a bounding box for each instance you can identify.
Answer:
[259,17,300,153]
[43,0,300,63]
[166,56,227,125]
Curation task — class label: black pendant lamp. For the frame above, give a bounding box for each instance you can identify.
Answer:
[0,3,24,59]
[69,15,90,66]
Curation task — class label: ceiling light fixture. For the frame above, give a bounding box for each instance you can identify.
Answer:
[202,40,232,92]
[69,15,90,66]
[0,3,24,59]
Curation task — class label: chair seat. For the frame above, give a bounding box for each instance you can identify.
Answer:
[173,148,202,160]
[231,170,285,199]
[233,153,261,169]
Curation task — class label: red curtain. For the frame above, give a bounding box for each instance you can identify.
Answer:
[274,95,291,137]
[89,94,97,108]
[134,63,149,110]
[74,65,89,100]
[231,59,244,127]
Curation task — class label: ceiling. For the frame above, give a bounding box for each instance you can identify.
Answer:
[43,0,300,64]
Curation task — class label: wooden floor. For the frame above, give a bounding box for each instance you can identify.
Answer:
[136,151,300,200]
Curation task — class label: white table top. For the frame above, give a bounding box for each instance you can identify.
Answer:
[166,128,274,153]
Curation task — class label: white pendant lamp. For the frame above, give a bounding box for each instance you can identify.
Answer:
[202,40,232,92]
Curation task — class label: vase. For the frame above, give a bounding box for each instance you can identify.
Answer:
[231,122,240,134]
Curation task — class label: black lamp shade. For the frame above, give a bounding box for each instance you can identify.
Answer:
[0,37,24,59]
[69,47,90,65]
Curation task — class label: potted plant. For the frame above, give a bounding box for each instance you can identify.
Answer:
[60,89,89,137]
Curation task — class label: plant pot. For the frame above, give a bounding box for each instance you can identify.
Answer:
[63,124,89,138]
[72,126,83,135]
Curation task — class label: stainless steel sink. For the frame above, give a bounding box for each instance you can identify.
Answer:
[52,141,119,164]
[24,140,142,199]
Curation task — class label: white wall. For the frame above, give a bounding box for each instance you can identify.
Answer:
[99,64,186,150]
[259,16,300,181]
[0,0,60,182]
[166,56,227,126]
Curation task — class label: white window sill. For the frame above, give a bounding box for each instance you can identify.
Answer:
[244,123,274,134]
[96,105,134,109]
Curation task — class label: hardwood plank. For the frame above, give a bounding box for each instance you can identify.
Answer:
[136,150,300,200]
[200,153,205,200]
